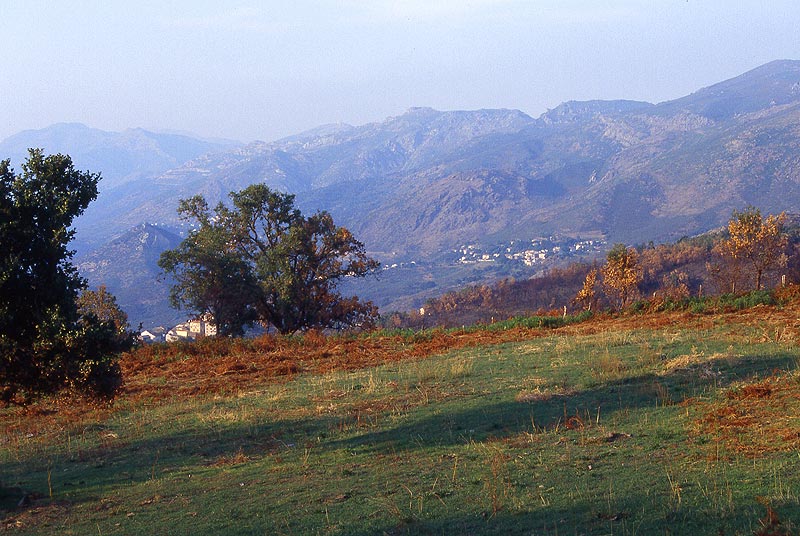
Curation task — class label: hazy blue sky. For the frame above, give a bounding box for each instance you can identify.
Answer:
[3,1,800,143]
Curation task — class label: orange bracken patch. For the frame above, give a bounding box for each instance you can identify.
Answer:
[694,374,800,457]
[5,300,800,435]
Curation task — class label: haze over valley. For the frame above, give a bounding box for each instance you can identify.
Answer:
[7,4,800,533]
[5,61,800,327]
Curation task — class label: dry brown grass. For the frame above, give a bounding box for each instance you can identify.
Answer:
[211,448,251,467]
[514,387,576,403]
[694,372,800,457]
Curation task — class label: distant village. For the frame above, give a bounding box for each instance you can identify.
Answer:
[139,313,217,344]
[140,237,605,343]
[454,236,605,266]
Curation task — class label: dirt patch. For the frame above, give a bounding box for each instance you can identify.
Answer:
[2,500,72,532]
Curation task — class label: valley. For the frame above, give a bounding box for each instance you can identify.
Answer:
[5,5,800,535]
[6,61,800,328]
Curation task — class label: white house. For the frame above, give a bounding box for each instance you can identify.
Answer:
[189,313,217,338]
[166,314,218,343]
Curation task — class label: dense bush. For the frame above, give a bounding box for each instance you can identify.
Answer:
[0,151,129,404]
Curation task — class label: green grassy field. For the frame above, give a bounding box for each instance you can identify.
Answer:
[2,310,800,534]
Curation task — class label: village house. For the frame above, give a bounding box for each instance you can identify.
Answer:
[165,314,218,342]
[189,313,217,338]
[139,326,166,343]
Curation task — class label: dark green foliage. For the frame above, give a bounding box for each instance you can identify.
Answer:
[159,185,380,335]
[0,150,126,404]
[372,310,593,339]
[158,196,259,337]
[226,185,380,334]
[74,286,136,396]
[710,290,777,312]
[646,290,777,315]
[473,311,593,331]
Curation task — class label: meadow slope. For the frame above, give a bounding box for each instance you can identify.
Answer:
[2,302,800,535]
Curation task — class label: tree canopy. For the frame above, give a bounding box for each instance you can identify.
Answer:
[159,184,380,335]
[711,206,787,291]
[0,150,128,404]
[601,244,642,310]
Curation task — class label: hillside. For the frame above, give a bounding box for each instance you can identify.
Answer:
[13,60,800,327]
[0,123,238,253]
[75,223,184,329]
[2,301,799,534]
[415,210,800,330]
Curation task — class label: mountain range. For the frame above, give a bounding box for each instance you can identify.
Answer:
[6,59,800,328]
[0,124,238,253]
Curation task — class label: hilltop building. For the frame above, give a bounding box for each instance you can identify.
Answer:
[165,313,217,342]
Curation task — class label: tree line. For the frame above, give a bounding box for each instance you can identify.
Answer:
[583,206,789,312]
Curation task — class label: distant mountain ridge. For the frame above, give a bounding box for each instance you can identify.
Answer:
[12,59,800,327]
[0,123,240,253]
[0,123,238,191]
[70,107,538,252]
[657,59,800,119]
[76,223,183,329]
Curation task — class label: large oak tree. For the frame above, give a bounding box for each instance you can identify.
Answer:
[160,185,380,335]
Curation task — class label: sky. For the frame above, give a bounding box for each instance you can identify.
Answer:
[3,0,800,143]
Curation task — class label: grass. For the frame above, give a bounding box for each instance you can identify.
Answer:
[2,305,800,534]
[644,288,781,316]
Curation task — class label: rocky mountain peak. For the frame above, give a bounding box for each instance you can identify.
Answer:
[540,100,654,125]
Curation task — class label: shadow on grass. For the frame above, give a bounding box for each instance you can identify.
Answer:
[350,498,799,536]
[329,351,798,453]
[1,350,796,531]
[4,351,796,478]
[0,485,25,513]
